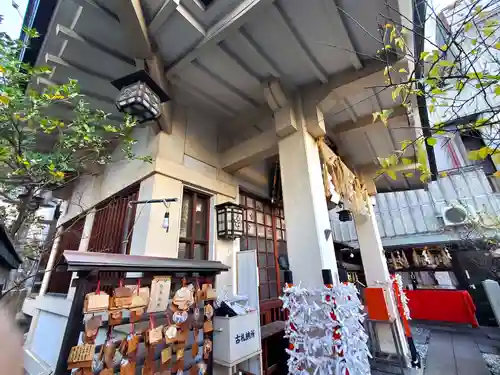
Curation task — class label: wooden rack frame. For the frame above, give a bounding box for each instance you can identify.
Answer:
[55,250,229,375]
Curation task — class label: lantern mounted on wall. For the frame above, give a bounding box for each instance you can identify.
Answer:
[338,209,353,222]
[111,69,170,123]
[215,202,245,240]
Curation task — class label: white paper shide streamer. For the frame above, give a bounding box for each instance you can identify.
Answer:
[281,283,371,375]
[392,274,411,320]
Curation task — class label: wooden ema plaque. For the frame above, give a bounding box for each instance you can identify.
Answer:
[67,344,95,369]
[84,292,109,313]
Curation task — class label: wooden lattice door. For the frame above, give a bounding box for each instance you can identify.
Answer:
[239,191,288,325]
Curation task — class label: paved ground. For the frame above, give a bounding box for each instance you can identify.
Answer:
[370,323,500,375]
[425,330,490,375]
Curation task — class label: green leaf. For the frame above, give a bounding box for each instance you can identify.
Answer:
[494,85,500,96]
[103,125,118,133]
[386,170,397,180]
[440,44,448,51]
[372,112,380,123]
[431,88,445,95]
[465,22,473,32]
[398,68,408,73]
[439,60,454,67]
[471,39,478,46]
[466,72,483,80]
[478,146,493,160]
[401,140,412,150]
[468,150,480,160]
[426,137,437,146]
[495,42,500,50]
[429,66,440,78]
[392,86,402,102]
[455,80,465,91]
[402,157,413,165]
[420,51,430,61]
[483,27,495,38]
[388,154,398,166]
[429,104,435,113]
[402,172,414,178]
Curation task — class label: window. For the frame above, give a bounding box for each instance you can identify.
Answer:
[239,192,287,301]
[179,190,210,260]
[87,186,139,255]
[460,130,496,175]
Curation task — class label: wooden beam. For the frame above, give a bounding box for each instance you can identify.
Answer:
[149,0,177,33]
[191,61,260,108]
[115,0,152,59]
[273,2,327,83]
[167,0,276,77]
[239,27,282,78]
[71,0,120,22]
[221,129,278,172]
[36,77,123,122]
[218,42,262,82]
[263,80,289,111]
[45,53,116,82]
[176,4,206,36]
[171,78,237,116]
[147,53,173,133]
[56,24,135,66]
[331,105,407,134]
[149,0,207,36]
[319,0,362,70]
[305,58,407,108]
[342,98,357,123]
[358,162,421,177]
[220,107,272,146]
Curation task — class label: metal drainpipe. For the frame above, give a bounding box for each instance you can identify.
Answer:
[414,0,439,181]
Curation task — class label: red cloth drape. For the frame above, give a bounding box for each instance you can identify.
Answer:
[404,290,479,327]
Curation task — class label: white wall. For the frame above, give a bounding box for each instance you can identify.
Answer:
[61,126,157,223]
[425,3,500,173]
[53,101,267,292]
[30,311,67,368]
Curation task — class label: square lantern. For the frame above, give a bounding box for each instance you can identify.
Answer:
[111,70,170,123]
[215,202,245,240]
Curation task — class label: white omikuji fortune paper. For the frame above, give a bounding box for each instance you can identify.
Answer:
[392,274,411,321]
[280,283,371,375]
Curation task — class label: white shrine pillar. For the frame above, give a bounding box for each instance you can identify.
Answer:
[276,99,339,288]
[355,201,409,358]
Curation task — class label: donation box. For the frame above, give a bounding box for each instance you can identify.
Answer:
[213,310,261,365]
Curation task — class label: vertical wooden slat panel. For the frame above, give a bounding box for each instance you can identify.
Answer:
[86,186,139,292]
[46,218,85,294]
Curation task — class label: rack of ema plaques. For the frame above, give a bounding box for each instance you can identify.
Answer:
[213,250,263,375]
[54,250,229,375]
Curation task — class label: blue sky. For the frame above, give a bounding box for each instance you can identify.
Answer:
[0,0,457,40]
[0,0,29,38]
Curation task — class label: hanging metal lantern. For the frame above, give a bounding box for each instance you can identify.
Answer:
[215,202,245,240]
[111,69,170,123]
[338,209,353,222]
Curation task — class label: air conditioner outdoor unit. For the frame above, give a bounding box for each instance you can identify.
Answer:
[441,204,476,226]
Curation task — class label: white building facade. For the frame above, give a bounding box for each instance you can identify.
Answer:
[19,0,430,374]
